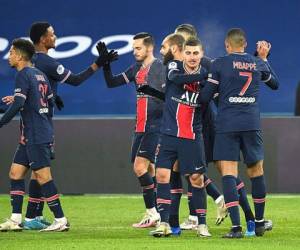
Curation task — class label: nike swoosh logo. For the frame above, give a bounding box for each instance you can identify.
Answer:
[139,150,147,153]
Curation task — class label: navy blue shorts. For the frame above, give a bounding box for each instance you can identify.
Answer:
[131,132,160,163]
[213,130,264,165]
[13,143,53,170]
[202,101,217,164]
[155,134,206,175]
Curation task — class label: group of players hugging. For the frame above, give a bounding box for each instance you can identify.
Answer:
[0,22,278,238]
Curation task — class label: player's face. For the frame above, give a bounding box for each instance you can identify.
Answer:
[133,39,148,62]
[160,39,173,65]
[184,45,203,69]
[8,46,20,68]
[42,26,57,49]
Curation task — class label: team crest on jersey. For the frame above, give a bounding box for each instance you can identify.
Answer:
[168,62,177,70]
[56,65,65,75]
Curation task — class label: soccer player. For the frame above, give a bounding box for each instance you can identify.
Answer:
[198,28,279,238]
[102,33,164,228]
[174,24,227,230]
[0,38,69,232]
[150,34,211,237]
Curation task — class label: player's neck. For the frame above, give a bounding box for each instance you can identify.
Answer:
[184,63,200,74]
[173,52,183,62]
[142,55,155,67]
[35,44,49,54]
[229,47,245,54]
[16,61,33,71]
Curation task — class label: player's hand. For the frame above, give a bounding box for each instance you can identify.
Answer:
[55,95,64,111]
[95,49,119,67]
[2,95,14,105]
[255,40,271,60]
[96,41,108,57]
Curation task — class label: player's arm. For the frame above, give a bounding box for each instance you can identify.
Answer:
[137,85,165,101]
[197,61,220,103]
[0,74,28,127]
[201,56,213,70]
[0,96,25,127]
[167,62,207,85]
[66,47,118,86]
[255,41,279,90]
[103,63,135,88]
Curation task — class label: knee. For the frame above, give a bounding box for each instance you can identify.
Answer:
[156,168,170,183]
[35,171,52,185]
[9,169,23,180]
[133,162,148,177]
[247,161,264,178]
[189,173,204,188]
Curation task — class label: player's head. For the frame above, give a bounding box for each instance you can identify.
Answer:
[225,28,247,53]
[160,33,185,65]
[30,22,56,49]
[183,37,203,70]
[8,38,35,68]
[132,32,155,62]
[175,23,198,40]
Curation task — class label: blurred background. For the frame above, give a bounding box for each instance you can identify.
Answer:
[0,0,299,193]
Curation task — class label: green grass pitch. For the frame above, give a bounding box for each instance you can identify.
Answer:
[0,194,299,250]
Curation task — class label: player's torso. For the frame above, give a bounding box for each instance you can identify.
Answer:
[32,53,61,95]
[216,53,262,133]
[161,60,205,140]
[133,59,165,133]
[18,68,53,145]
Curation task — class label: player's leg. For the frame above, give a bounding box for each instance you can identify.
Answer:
[236,176,256,236]
[132,133,159,228]
[180,135,211,237]
[242,130,267,236]
[169,164,183,235]
[26,143,68,232]
[214,132,243,238]
[180,176,198,230]
[150,135,176,237]
[0,144,29,232]
[23,171,49,230]
[0,163,28,232]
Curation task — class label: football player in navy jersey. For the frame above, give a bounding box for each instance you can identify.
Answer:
[0,38,69,232]
[198,28,279,238]
[150,34,212,237]
[102,33,165,228]
[174,24,228,230]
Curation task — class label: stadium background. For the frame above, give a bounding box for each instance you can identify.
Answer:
[0,0,299,193]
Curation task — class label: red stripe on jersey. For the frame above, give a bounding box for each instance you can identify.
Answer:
[176,104,195,139]
[135,66,150,85]
[136,97,148,132]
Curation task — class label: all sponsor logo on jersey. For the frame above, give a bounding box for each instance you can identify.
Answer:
[229,96,256,103]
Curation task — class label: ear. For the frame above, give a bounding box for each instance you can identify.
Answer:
[244,41,248,49]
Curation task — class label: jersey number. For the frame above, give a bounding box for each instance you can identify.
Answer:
[39,83,48,107]
[239,72,252,96]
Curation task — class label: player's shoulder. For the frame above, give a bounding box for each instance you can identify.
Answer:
[167,60,183,71]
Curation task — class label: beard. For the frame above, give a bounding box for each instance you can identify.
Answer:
[163,49,174,65]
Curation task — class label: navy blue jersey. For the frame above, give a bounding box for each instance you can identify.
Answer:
[120,59,165,133]
[14,67,54,145]
[160,60,207,139]
[206,52,278,132]
[32,52,71,95]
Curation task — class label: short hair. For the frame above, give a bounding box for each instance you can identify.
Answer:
[133,32,155,47]
[30,22,51,44]
[12,38,35,61]
[184,37,203,48]
[226,28,247,47]
[175,23,198,38]
[165,33,185,51]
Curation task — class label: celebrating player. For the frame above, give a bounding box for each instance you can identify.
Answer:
[102,33,165,228]
[0,38,69,232]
